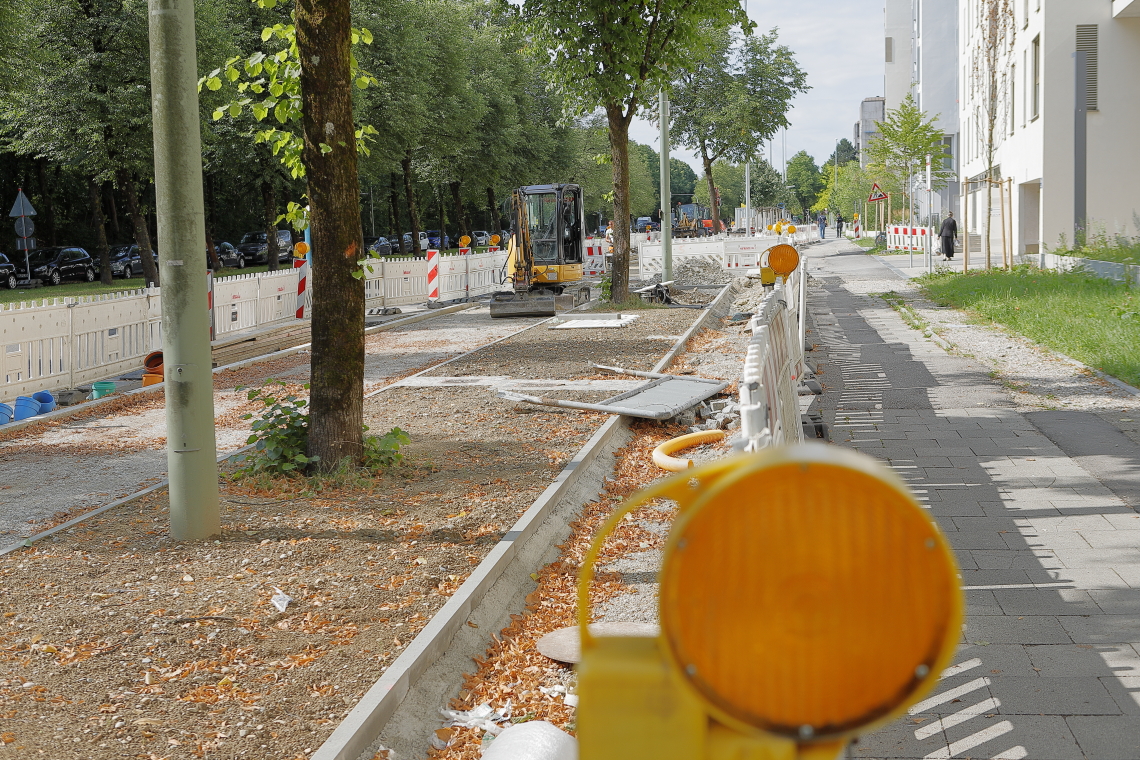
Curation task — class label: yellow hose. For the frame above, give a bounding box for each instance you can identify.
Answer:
[652,429,727,472]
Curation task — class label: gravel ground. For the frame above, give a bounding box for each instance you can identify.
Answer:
[427,306,751,759]
[843,267,1140,447]
[0,309,540,542]
[0,306,705,760]
[639,258,736,287]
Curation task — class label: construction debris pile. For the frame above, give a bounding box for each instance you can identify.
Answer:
[673,397,742,434]
[643,258,735,287]
[730,275,769,314]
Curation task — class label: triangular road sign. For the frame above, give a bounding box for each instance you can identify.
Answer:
[867,183,888,203]
[9,189,36,218]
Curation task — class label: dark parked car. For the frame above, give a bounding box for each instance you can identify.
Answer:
[213,241,245,268]
[0,253,17,289]
[103,244,157,278]
[19,246,96,285]
[235,229,294,265]
[367,237,392,257]
[387,235,406,253]
[425,230,451,249]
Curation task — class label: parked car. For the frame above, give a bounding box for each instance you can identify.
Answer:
[367,237,392,257]
[213,241,245,268]
[105,245,137,278]
[634,216,654,233]
[471,230,492,247]
[235,229,294,265]
[18,246,96,285]
[425,230,451,249]
[402,231,430,253]
[387,235,406,253]
[0,253,17,289]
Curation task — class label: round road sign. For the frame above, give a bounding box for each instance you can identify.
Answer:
[14,217,34,238]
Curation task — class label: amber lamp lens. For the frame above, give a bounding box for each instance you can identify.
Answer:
[767,244,800,277]
[659,452,960,739]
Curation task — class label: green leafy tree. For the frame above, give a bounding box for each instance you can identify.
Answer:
[668,26,808,232]
[785,151,822,218]
[523,0,748,301]
[693,160,744,217]
[827,137,858,167]
[867,93,953,223]
[749,158,796,212]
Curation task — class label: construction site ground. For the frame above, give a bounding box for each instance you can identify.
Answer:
[0,303,717,760]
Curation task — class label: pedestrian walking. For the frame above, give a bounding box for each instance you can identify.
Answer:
[939,212,958,260]
[604,221,614,254]
[836,213,845,238]
[817,212,827,240]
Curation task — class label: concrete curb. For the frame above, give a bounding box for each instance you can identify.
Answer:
[312,296,723,760]
[0,302,478,437]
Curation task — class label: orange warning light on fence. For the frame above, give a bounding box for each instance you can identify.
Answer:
[490,234,500,245]
[766,244,800,278]
[576,444,963,760]
[293,241,310,256]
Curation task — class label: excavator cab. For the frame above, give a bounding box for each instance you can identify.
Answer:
[490,184,589,318]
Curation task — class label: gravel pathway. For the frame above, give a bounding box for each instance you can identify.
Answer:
[0,308,543,541]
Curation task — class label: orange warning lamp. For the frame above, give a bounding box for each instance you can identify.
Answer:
[576,445,962,760]
[293,241,310,257]
[490,234,500,245]
[459,235,471,248]
[786,224,797,234]
[766,244,800,279]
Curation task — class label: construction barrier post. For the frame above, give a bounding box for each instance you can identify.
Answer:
[427,248,440,303]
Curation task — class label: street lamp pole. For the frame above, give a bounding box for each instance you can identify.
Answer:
[659,88,672,282]
[146,0,220,540]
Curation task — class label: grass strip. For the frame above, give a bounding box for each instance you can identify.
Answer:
[919,265,1140,386]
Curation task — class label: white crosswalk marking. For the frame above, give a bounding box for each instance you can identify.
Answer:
[923,721,1014,759]
[908,677,992,715]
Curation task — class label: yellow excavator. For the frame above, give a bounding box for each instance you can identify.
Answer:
[490,183,590,318]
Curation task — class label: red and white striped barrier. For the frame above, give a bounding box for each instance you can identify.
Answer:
[207,271,215,340]
[887,226,929,251]
[427,248,440,302]
[854,218,861,239]
[293,256,308,319]
[584,243,606,276]
[459,247,471,255]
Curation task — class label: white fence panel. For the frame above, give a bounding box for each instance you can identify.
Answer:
[255,269,299,326]
[382,259,430,307]
[213,273,261,335]
[437,255,469,302]
[739,279,804,452]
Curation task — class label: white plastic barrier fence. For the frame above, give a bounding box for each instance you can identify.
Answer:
[639,232,816,277]
[886,226,932,252]
[584,242,606,276]
[362,250,509,309]
[211,268,301,337]
[0,289,163,399]
[739,264,806,451]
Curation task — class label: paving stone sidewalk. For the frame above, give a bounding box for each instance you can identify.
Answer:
[808,239,1140,760]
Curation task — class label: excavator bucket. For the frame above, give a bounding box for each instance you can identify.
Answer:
[489,290,557,318]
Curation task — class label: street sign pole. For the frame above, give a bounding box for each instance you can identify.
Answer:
[9,188,37,284]
[659,89,672,283]
[147,0,220,540]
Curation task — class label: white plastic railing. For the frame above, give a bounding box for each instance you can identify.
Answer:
[0,289,163,399]
[639,229,818,277]
[738,260,806,451]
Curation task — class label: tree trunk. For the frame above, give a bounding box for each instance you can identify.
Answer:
[438,186,448,250]
[449,181,468,245]
[486,186,499,238]
[103,182,121,242]
[36,158,56,248]
[297,0,365,470]
[401,153,422,255]
[203,173,221,272]
[88,178,112,285]
[118,171,160,286]
[701,147,720,237]
[605,105,632,302]
[388,172,401,239]
[262,180,280,271]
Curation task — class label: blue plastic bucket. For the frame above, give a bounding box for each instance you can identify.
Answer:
[14,396,40,421]
[32,391,55,414]
[0,404,11,425]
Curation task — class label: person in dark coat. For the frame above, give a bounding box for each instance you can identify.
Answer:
[836,214,845,237]
[939,213,958,259]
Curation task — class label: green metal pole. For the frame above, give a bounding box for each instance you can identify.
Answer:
[147,0,220,540]
[660,89,672,283]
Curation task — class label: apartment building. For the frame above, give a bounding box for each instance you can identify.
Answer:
[884,0,960,216]
[959,1,1140,255]
[853,97,885,169]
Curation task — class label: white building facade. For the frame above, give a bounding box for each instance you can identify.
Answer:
[885,0,961,218]
[959,1,1140,256]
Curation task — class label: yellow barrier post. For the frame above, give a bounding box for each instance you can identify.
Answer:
[577,444,963,760]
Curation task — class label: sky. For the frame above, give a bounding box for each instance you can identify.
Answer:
[628,0,885,176]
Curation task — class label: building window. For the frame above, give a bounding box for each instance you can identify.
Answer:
[1010,65,1016,135]
[1076,25,1099,111]
[1032,35,1041,119]
[886,37,894,63]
